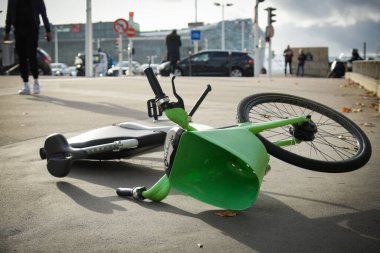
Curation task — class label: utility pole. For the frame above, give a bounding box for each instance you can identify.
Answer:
[254,0,265,77]
[54,29,58,63]
[241,21,245,51]
[118,35,123,76]
[85,0,93,77]
[265,7,276,78]
[127,11,134,76]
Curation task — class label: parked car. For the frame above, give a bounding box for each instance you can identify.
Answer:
[68,66,77,76]
[50,63,70,76]
[0,47,52,76]
[138,63,159,75]
[159,50,254,77]
[107,60,141,76]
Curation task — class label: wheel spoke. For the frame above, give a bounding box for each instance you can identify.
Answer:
[246,99,361,162]
[237,93,370,172]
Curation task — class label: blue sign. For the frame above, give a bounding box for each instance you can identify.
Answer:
[191,30,201,41]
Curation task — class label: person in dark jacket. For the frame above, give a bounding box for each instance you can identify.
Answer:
[283,45,293,76]
[349,48,363,63]
[4,0,52,95]
[297,49,306,77]
[166,30,182,74]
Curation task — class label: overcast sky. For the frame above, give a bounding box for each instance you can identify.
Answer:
[1,0,379,57]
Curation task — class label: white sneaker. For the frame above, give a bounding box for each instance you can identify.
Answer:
[19,87,31,95]
[33,83,40,95]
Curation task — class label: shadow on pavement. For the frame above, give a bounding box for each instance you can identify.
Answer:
[57,182,126,214]
[27,95,147,119]
[56,159,380,252]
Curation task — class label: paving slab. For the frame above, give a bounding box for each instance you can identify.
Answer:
[0,75,379,252]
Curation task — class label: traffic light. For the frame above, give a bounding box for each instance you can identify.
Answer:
[265,7,276,25]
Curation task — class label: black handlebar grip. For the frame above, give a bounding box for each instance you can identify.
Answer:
[144,67,166,99]
[116,187,133,197]
[116,186,146,200]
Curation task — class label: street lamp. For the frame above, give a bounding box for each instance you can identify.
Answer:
[214,2,233,50]
[254,0,265,77]
[85,0,93,77]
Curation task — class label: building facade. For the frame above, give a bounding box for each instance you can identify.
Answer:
[1,19,261,67]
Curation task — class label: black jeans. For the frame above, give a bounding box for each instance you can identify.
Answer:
[15,29,39,82]
[297,63,304,76]
[169,60,178,74]
[284,60,292,75]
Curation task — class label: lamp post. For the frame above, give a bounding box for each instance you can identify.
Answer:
[54,29,58,63]
[214,2,233,50]
[85,0,93,77]
[195,0,198,22]
[53,26,70,63]
[254,0,264,77]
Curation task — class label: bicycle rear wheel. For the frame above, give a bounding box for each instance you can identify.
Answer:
[237,93,371,173]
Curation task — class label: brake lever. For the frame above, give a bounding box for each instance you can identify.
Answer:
[170,76,185,110]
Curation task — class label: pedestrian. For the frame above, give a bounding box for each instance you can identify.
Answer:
[297,49,306,77]
[349,48,363,62]
[3,0,52,95]
[283,45,293,76]
[166,29,182,74]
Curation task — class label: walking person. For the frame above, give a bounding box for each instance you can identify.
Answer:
[283,45,293,76]
[297,49,306,77]
[4,0,52,95]
[166,29,182,74]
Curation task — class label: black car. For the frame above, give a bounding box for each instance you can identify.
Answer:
[159,50,254,77]
[0,47,52,76]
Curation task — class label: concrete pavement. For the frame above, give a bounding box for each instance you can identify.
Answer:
[0,75,379,252]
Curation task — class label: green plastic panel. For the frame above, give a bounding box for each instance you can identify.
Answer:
[168,126,269,210]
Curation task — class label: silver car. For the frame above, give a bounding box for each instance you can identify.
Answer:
[50,63,70,76]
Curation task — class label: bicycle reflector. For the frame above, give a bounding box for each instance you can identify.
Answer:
[168,126,269,210]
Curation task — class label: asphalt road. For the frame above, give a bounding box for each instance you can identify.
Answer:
[0,75,379,252]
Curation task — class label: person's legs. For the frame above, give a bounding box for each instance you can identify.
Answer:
[297,64,300,76]
[171,60,177,74]
[15,31,30,94]
[28,30,39,80]
[289,60,293,75]
[284,61,288,75]
[27,30,41,94]
[15,32,29,83]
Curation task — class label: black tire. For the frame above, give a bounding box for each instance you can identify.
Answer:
[230,68,243,77]
[174,68,183,76]
[237,93,371,173]
[327,71,335,78]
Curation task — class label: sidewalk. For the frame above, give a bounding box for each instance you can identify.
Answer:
[0,75,379,253]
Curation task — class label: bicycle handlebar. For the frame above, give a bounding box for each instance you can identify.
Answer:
[144,67,166,100]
